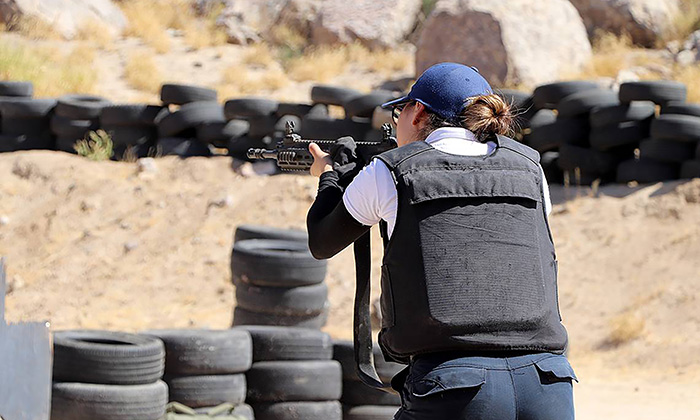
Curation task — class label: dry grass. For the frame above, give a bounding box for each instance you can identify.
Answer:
[571,32,650,80]
[243,43,277,68]
[662,0,700,44]
[182,2,228,50]
[120,0,174,53]
[285,46,349,82]
[605,312,646,347]
[124,51,162,93]
[674,64,700,102]
[6,15,63,40]
[0,40,97,96]
[218,64,290,98]
[75,19,115,50]
[346,43,413,77]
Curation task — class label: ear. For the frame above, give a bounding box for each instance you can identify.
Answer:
[411,102,427,127]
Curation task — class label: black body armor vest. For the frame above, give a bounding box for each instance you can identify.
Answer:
[375,136,568,363]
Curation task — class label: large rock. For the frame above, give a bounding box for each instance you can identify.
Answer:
[0,0,127,39]
[569,0,680,47]
[311,0,422,48]
[415,0,592,87]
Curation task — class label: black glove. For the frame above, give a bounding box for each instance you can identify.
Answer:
[329,136,364,188]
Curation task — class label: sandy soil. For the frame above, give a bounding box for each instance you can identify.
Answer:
[1,152,698,418]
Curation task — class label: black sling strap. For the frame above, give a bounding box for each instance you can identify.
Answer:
[352,231,395,393]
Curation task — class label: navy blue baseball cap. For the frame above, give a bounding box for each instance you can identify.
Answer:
[381,62,493,122]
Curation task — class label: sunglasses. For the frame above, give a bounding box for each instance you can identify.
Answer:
[391,102,412,126]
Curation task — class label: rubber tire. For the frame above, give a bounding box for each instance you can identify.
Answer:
[616,159,679,183]
[113,141,156,161]
[197,120,250,143]
[101,104,166,126]
[340,380,401,407]
[276,103,319,119]
[346,405,401,420]
[619,81,687,104]
[697,141,700,159]
[234,225,307,243]
[248,114,279,139]
[527,109,557,128]
[533,81,599,109]
[639,139,696,163]
[344,91,397,119]
[0,134,54,152]
[332,340,405,383]
[274,114,302,133]
[300,117,373,140]
[252,401,342,420]
[56,136,79,153]
[496,89,533,111]
[227,135,270,158]
[158,138,212,157]
[56,94,111,119]
[680,160,700,179]
[589,102,656,128]
[161,84,218,106]
[589,121,650,151]
[50,115,99,138]
[235,281,328,316]
[103,126,155,146]
[157,101,224,137]
[232,306,328,329]
[557,143,620,174]
[557,89,619,118]
[0,81,33,97]
[143,329,253,375]
[311,85,362,106]
[166,374,247,408]
[193,403,255,419]
[650,114,700,143]
[239,325,333,362]
[53,330,165,385]
[2,116,51,136]
[660,101,700,118]
[224,98,279,119]
[246,360,342,402]
[528,117,590,152]
[51,381,168,420]
[0,98,56,118]
[231,239,327,287]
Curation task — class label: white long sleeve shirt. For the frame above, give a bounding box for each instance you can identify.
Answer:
[342,127,552,238]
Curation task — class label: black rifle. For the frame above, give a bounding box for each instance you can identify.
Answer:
[247,122,396,171]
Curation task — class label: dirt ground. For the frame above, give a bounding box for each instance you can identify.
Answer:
[0,152,698,418]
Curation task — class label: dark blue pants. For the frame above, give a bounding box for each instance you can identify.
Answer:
[392,352,576,420]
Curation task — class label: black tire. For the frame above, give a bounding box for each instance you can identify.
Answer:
[589,102,656,128]
[680,160,700,179]
[556,144,620,174]
[533,81,599,109]
[234,224,307,243]
[619,81,687,104]
[157,101,224,137]
[332,340,405,383]
[104,126,156,146]
[53,330,165,385]
[496,89,533,111]
[51,381,168,420]
[56,94,111,119]
[143,329,253,375]
[231,239,327,287]
[311,85,362,106]
[616,159,679,183]
[113,141,156,161]
[158,138,212,157]
[232,306,328,329]
[235,281,328,316]
[239,325,333,362]
[557,89,619,118]
[2,116,51,136]
[161,84,218,106]
[248,115,279,139]
[197,120,250,143]
[344,91,397,119]
[527,109,557,128]
[697,141,700,158]
[341,380,401,406]
[277,103,316,119]
[561,168,610,185]
[101,104,167,126]
[377,77,414,93]
[252,401,342,420]
[0,81,33,97]
[274,114,302,133]
[56,136,78,153]
[346,405,400,420]
[589,121,650,151]
[228,135,270,158]
[50,115,99,138]
[246,360,342,402]
[541,151,564,184]
[166,374,246,408]
[639,139,696,163]
[528,117,590,152]
[650,114,700,143]
[660,101,700,118]
[224,98,279,119]
[193,403,255,419]
[0,134,54,152]
[300,117,373,140]
[0,98,56,118]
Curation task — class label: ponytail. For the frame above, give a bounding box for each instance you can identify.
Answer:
[459,94,515,142]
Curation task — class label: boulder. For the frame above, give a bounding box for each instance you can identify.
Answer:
[569,0,680,47]
[311,0,422,48]
[415,0,592,87]
[0,0,127,39]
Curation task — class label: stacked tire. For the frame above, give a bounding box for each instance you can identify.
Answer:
[231,225,329,329]
[51,95,112,154]
[333,340,405,420]
[243,326,343,420]
[51,330,168,420]
[143,329,254,419]
[101,104,165,160]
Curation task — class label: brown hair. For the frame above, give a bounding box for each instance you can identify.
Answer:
[418,94,515,143]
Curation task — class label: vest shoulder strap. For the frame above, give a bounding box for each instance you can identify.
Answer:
[375,141,433,171]
[496,135,541,166]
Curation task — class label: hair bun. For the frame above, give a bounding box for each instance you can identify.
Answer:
[460,94,514,141]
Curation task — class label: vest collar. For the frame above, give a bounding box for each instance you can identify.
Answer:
[424,127,502,148]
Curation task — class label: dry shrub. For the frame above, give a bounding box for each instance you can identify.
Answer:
[218,64,290,98]
[120,0,172,53]
[182,2,228,50]
[0,40,97,96]
[285,45,349,82]
[267,25,307,52]
[75,18,115,50]
[124,51,162,93]
[9,15,63,40]
[75,130,113,161]
[674,64,700,102]
[346,43,413,77]
[606,312,645,347]
[243,43,277,68]
[662,0,700,44]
